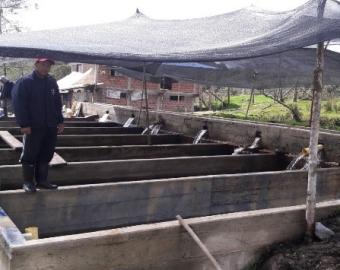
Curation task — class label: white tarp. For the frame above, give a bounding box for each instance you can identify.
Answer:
[57,68,96,92]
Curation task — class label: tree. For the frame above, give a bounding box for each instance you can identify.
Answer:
[305,0,326,240]
[0,0,30,34]
[262,90,302,122]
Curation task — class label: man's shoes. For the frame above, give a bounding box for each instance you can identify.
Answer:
[22,164,36,193]
[36,181,58,190]
[23,182,37,193]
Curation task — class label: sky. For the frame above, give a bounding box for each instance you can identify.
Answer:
[19,0,310,31]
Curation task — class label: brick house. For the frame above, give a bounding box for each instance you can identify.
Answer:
[68,63,200,112]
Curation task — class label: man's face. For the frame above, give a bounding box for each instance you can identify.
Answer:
[35,61,53,76]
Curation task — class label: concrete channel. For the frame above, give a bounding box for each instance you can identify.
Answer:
[0,168,339,238]
[0,111,339,270]
[1,200,340,270]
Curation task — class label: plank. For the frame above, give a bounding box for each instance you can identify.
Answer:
[0,130,23,150]
[123,117,135,127]
[50,152,67,167]
[0,131,66,166]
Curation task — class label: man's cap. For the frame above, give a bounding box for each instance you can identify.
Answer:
[35,58,55,65]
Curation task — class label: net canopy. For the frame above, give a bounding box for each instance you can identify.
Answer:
[115,48,340,88]
[0,0,339,65]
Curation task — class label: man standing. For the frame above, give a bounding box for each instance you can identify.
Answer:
[12,58,64,193]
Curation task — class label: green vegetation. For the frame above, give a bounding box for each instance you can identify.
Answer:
[2,60,71,81]
[208,95,340,131]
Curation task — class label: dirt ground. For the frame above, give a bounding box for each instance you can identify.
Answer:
[257,214,340,270]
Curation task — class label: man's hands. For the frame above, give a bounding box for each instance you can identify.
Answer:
[57,123,65,134]
[20,127,31,135]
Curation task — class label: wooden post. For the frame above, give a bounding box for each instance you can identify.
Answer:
[293,85,298,103]
[245,88,254,119]
[176,215,222,270]
[227,87,231,105]
[3,63,7,118]
[305,0,327,239]
[208,89,212,110]
[142,62,151,145]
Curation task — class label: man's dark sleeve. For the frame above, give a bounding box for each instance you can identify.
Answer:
[12,79,31,128]
[54,81,64,124]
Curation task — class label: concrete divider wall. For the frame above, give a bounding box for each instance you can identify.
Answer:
[0,168,339,237]
[0,144,235,164]
[0,120,122,128]
[0,154,286,189]
[7,200,340,270]
[1,134,186,148]
[4,127,144,136]
[81,103,340,162]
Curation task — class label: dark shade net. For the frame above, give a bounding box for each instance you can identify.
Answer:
[115,48,340,89]
[0,0,339,64]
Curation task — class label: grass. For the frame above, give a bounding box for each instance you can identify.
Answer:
[207,95,340,131]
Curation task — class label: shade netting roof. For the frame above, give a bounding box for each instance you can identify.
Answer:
[0,0,339,65]
[115,48,340,88]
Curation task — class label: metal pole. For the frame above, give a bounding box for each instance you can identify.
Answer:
[305,0,327,239]
[176,215,222,270]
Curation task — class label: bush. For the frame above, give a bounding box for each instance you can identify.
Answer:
[210,100,240,111]
[324,100,334,112]
[320,117,340,130]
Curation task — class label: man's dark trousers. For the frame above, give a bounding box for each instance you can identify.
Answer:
[20,127,57,185]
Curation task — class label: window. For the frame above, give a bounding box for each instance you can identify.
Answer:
[169,95,184,101]
[71,64,83,72]
[110,69,115,76]
[160,77,172,90]
[120,92,127,99]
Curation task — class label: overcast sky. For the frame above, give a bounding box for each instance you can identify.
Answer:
[20,0,309,31]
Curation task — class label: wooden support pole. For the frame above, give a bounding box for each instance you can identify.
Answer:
[245,88,254,119]
[227,87,231,105]
[142,62,151,145]
[305,0,327,239]
[2,64,8,118]
[176,215,222,270]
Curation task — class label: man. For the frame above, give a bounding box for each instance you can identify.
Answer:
[12,58,64,193]
[0,76,14,117]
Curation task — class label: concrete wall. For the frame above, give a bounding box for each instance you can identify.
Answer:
[0,168,339,237]
[4,127,144,136]
[0,143,235,164]
[0,134,187,148]
[81,103,340,162]
[7,200,340,270]
[0,120,121,128]
[0,154,285,189]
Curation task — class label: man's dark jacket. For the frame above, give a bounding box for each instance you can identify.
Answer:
[12,71,64,128]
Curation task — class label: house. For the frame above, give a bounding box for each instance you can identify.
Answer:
[67,63,200,112]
